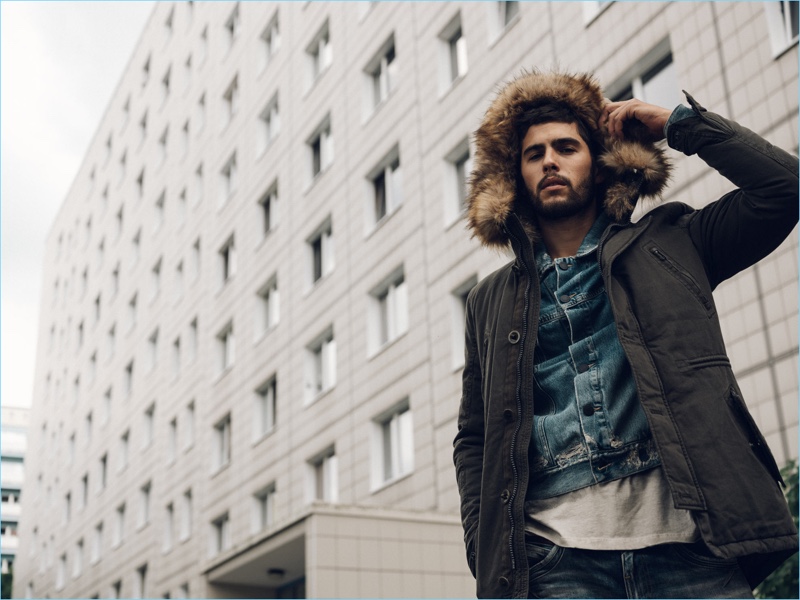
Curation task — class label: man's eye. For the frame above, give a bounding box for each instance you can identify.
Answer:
[561,147,577,154]
[528,153,542,161]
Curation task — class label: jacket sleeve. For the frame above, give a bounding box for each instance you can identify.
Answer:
[666,95,799,289]
[453,288,485,579]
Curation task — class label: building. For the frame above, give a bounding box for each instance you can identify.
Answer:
[2,406,30,597]
[14,2,798,598]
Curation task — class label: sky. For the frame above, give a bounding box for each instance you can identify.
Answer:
[1,1,156,408]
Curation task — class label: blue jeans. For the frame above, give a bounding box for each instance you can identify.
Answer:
[526,537,753,599]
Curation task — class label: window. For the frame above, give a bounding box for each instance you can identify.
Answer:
[218,235,237,285]
[73,539,84,577]
[122,96,130,129]
[174,261,184,301]
[196,93,206,133]
[258,182,278,236]
[254,376,277,440]
[172,337,181,378]
[127,293,138,331]
[165,7,173,35]
[102,387,112,424]
[445,139,473,225]
[180,120,189,158]
[188,318,198,363]
[368,147,402,225]
[68,433,75,465]
[98,453,108,492]
[177,188,187,225]
[607,41,683,110]
[125,361,133,396]
[91,522,103,564]
[222,76,239,128]
[183,54,192,91]
[369,267,408,353]
[452,276,478,368]
[307,21,332,82]
[80,473,89,509]
[213,413,232,471]
[163,503,174,552]
[84,411,93,445]
[161,67,171,104]
[180,489,193,541]
[193,163,204,207]
[224,3,241,47]
[64,492,72,524]
[184,401,195,449]
[199,26,208,64]
[134,564,148,599]
[219,153,238,205]
[308,448,337,503]
[260,12,280,71]
[111,262,120,298]
[89,351,97,383]
[366,36,396,109]
[497,1,519,29]
[252,484,276,532]
[147,329,159,372]
[765,1,799,55]
[130,229,141,269]
[257,94,280,155]
[191,238,201,282]
[257,276,279,336]
[151,257,162,300]
[373,401,414,486]
[178,583,189,599]
[143,404,155,449]
[168,418,177,463]
[139,111,148,143]
[158,127,168,167]
[308,218,334,285]
[306,327,336,401]
[308,117,333,179]
[210,512,231,556]
[216,321,235,373]
[93,293,102,325]
[440,14,468,86]
[142,55,151,88]
[56,553,66,589]
[119,430,130,471]
[77,320,85,349]
[111,580,122,599]
[113,503,125,547]
[138,481,152,528]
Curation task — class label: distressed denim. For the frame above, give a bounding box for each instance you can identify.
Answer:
[528,214,660,500]
[525,536,753,599]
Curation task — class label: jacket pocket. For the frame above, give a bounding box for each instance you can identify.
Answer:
[645,243,716,317]
[676,354,731,371]
[726,387,784,486]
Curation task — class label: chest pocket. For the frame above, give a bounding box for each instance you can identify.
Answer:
[643,242,716,317]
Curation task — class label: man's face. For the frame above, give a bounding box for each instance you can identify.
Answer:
[520,121,597,220]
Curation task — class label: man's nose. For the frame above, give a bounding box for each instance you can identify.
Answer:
[542,147,558,171]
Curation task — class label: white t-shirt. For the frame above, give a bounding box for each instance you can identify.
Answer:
[525,466,699,550]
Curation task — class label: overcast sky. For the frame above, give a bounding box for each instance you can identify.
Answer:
[1,1,156,408]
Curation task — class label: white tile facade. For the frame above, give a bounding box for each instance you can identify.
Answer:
[16,2,798,598]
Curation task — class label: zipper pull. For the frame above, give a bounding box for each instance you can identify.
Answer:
[650,247,667,261]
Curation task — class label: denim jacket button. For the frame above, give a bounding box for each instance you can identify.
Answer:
[500,489,510,502]
[559,294,571,303]
[583,403,595,416]
[558,261,571,270]
[508,330,520,344]
[503,409,514,421]
[577,363,590,374]
[499,577,510,588]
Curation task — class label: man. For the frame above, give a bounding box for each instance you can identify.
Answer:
[453,70,798,599]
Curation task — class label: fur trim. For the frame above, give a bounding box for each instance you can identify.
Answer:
[467,69,671,248]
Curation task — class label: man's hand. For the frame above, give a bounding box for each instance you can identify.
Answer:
[602,98,673,142]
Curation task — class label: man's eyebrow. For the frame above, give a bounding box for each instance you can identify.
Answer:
[522,136,582,157]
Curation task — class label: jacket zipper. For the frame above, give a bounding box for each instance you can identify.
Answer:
[647,245,715,315]
[505,228,532,573]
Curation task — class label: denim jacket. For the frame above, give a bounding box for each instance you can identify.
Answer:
[527,213,660,500]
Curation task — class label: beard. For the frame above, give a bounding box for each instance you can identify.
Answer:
[525,171,595,220]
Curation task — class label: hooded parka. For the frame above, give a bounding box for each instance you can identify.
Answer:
[453,71,799,599]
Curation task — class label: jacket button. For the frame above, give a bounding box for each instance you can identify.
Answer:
[508,330,520,344]
[503,409,514,421]
[500,489,510,502]
[583,403,595,416]
[559,294,571,303]
[558,261,571,270]
[577,363,590,373]
[499,577,510,588]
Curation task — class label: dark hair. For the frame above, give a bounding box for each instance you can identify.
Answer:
[514,101,601,159]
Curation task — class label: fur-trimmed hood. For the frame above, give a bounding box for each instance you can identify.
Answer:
[467,69,671,248]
